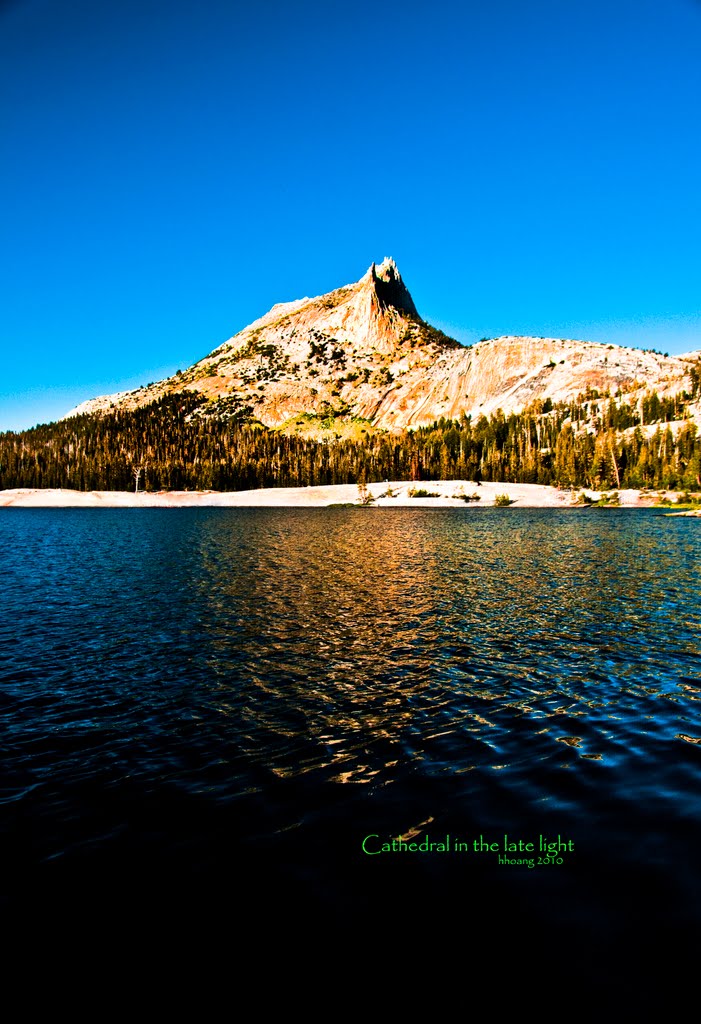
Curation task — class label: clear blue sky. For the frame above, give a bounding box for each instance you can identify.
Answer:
[2,0,700,430]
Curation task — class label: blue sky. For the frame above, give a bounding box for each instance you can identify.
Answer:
[2,0,700,430]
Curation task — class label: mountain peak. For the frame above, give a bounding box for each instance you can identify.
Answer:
[363,256,419,318]
[374,255,399,278]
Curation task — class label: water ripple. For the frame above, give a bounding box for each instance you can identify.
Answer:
[1,506,700,946]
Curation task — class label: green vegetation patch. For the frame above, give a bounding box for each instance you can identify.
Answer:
[575,491,621,506]
[654,491,701,508]
[276,411,378,443]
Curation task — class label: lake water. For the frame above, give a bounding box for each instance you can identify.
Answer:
[1,507,700,982]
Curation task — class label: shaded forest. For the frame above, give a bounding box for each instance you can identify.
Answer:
[1,389,699,493]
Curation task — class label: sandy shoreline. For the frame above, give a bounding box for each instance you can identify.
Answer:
[0,480,693,509]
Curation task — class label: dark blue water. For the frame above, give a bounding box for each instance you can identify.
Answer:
[1,508,700,981]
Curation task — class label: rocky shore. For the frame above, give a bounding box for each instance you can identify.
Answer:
[0,481,691,509]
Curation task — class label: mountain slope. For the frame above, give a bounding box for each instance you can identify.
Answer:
[66,258,699,430]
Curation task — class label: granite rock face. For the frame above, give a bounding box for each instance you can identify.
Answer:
[66,258,698,430]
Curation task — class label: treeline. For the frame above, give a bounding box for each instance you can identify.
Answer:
[0,389,699,492]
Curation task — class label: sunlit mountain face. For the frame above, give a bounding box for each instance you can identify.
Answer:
[65,258,699,433]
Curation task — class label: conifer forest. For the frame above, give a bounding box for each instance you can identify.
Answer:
[1,387,699,494]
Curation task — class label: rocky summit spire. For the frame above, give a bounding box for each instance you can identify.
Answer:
[365,257,419,319]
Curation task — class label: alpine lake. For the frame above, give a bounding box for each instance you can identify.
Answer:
[1,506,699,984]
